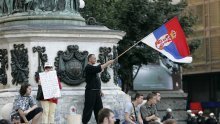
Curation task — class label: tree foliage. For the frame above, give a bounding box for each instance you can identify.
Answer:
[80,0,199,92]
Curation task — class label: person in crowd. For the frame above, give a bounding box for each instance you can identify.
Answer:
[163,119,177,124]
[124,93,144,124]
[82,54,114,124]
[206,113,217,124]
[152,91,161,117]
[38,62,62,124]
[190,113,197,124]
[10,83,43,124]
[162,108,174,122]
[197,111,205,124]
[186,110,192,124]
[0,119,11,124]
[140,93,160,124]
[98,108,116,124]
[152,92,161,103]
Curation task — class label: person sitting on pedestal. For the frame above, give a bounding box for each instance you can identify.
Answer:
[124,93,144,124]
[10,83,43,124]
[140,93,161,124]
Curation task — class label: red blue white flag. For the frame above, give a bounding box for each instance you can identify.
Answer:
[141,17,192,63]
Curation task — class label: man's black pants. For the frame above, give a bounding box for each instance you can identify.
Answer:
[82,90,103,124]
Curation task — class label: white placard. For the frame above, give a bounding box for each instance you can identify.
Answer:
[39,71,61,99]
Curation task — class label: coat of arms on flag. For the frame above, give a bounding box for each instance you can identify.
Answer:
[141,17,192,63]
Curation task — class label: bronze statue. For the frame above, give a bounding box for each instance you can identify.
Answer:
[24,0,36,11]
[65,0,79,12]
[1,0,9,15]
[0,0,81,16]
[13,0,25,13]
[37,0,55,11]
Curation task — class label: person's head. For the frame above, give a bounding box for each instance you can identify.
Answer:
[0,119,11,124]
[209,113,214,118]
[198,111,203,116]
[167,108,172,113]
[19,83,32,96]
[152,91,161,102]
[186,110,192,115]
[98,108,115,124]
[163,119,177,124]
[133,93,144,104]
[88,54,96,65]
[146,93,157,105]
[191,113,196,118]
[44,62,53,72]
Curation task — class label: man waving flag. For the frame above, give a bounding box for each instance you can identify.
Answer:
[141,17,192,63]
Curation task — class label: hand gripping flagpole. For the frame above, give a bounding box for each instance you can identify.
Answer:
[114,40,142,61]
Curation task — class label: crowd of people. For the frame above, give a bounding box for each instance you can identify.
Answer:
[4,82,218,124]
[186,110,218,124]
[1,86,176,124]
[122,92,175,124]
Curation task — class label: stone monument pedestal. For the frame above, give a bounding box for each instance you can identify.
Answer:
[0,14,130,123]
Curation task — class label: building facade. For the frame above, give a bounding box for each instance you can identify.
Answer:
[183,0,220,116]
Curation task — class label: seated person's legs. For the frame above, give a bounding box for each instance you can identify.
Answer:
[20,107,43,123]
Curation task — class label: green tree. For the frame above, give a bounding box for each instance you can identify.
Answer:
[80,0,199,92]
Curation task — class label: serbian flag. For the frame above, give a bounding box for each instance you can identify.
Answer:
[141,17,192,63]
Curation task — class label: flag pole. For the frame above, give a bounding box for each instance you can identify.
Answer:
[114,40,142,61]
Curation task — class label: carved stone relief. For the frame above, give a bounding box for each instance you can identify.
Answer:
[112,46,120,85]
[98,47,112,83]
[0,49,8,85]
[33,46,48,82]
[55,45,88,85]
[11,44,29,85]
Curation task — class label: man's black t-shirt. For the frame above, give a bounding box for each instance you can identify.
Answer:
[84,64,102,90]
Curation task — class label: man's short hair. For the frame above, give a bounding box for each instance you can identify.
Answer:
[132,93,143,101]
[152,91,160,95]
[146,93,157,101]
[98,108,113,124]
[87,54,94,61]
